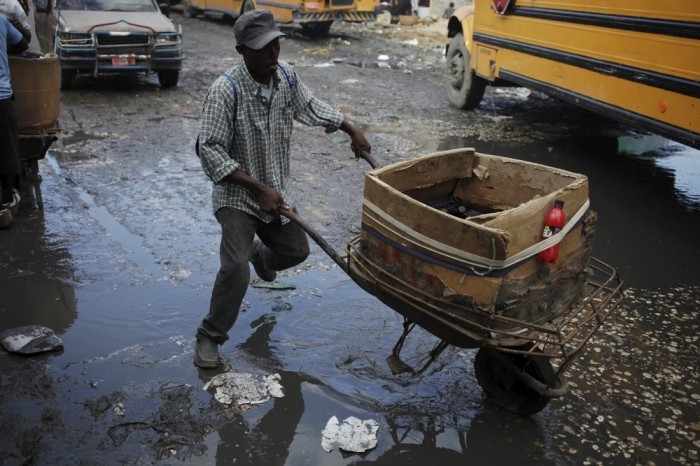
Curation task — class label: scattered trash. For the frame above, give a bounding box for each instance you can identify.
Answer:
[377,54,390,61]
[376,11,391,25]
[426,195,485,218]
[0,325,63,354]
[313,63,335,68]
[271,302,293,312]
[203,372,284,407]
[251,281,296,290]
[321,416,379,453]
[113,402,126,416]
[303,47,332,55]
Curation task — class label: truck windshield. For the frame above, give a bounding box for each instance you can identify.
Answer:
[57,0,158,12]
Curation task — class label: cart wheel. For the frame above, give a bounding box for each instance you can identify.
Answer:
[474,347,555,416]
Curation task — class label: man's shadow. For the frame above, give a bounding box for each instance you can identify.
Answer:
[213,313,306,466]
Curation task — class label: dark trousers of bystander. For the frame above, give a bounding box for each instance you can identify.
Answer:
[392,0,412,16]
[0,97,20,204]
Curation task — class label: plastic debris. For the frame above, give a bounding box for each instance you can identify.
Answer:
[0,325,63,354]
[203,372,284,407]
[321,416,379,453]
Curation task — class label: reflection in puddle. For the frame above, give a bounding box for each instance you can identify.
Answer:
[45,154,163,277]
[617,133,700,209]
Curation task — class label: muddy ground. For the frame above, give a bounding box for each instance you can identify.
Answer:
[1,11,699,466]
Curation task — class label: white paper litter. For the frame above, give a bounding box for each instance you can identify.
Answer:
[203,372,284,406]
[321,416,379,453]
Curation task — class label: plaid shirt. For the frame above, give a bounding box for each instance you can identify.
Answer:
[199,59,344,222]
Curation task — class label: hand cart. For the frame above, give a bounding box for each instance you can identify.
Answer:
[282,148,624,416]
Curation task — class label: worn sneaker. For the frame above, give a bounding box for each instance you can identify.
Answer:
[193,336,219,369]
[2,189,21,216]
[0,208,12,229]
[251,240,277,282]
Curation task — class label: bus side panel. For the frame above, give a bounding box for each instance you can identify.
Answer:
[468,0,699,147]
[188,0,243,16]
[255,0,295,23]
[494,49,699,143]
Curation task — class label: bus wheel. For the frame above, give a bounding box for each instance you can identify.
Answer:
[445,33,486,110]
[302,21,332,37]
[183,0,200,17]
[240,0,255,15]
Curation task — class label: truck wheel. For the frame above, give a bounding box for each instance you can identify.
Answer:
[445,33,486,110]
[301,21,332,37]
[474,347,554,416]
[158,70,179,88]
[60,69,75,90]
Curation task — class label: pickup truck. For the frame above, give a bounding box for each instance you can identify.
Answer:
[34,0,183,89]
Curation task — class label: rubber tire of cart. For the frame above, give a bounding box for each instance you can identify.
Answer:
[60,69,75,90]
[474,347,555,417]
[158,70,179,89]
[445,33,487,110]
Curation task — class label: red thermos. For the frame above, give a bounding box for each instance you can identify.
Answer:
[538,200,565,263]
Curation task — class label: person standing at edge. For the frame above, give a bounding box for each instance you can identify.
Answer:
[0,0,32,44]
[194,9,371,369]
[0,14,28,229]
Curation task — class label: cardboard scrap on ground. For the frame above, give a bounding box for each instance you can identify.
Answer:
[321,415,379,453]
[203,372,284,407]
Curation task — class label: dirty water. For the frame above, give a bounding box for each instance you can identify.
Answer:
[2,12,699,465]
[2,142,699,464]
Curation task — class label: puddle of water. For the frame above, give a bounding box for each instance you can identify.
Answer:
[617,133,700,209]
[46,155,163,278]
[5,133,693,464]
[436,134,700,289]
[0,278,76,333]
[55,129,108,147]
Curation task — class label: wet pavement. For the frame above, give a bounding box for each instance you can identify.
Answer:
[1,11,699,466]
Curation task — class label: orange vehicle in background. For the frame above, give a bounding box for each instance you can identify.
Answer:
[185,0,375,35]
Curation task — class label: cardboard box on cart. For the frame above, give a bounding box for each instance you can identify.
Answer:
[354,148,595,342]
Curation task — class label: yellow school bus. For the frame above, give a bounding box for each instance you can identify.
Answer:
[445,0,700,148]
[185,0,375,35]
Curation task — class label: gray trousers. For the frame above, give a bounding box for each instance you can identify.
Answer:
[197,206,310,343]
